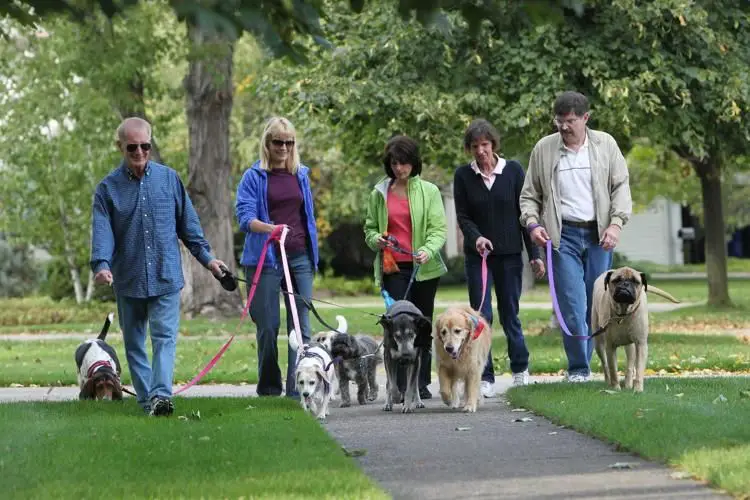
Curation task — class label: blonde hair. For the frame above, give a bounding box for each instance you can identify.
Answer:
[115,117,152,143]
[259,116,299,173]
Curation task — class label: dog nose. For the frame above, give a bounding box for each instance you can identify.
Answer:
[302,392,310,397]
[445,345,454,353]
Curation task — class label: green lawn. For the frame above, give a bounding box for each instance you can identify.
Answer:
[506,377,750,497]
[4,332,750,387]
[0,397,386,499]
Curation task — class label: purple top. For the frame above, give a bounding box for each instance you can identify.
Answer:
[267,168,307,253]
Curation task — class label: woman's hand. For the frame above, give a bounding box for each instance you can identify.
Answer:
[376,236,388,249]
[475,236,493,254]
[414,250,430,265]
[530,258,546,279]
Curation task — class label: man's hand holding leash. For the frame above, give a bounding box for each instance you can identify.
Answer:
[599,224,621,251]
[94,270,113,286]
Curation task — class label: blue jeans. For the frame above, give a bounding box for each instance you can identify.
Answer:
[116,291,181,409]
[466,253,529,382]
[553,223,613,376]
[245,251,314,397]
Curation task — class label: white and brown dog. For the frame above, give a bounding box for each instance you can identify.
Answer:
[75,313,123,400]
[294,343,336,420]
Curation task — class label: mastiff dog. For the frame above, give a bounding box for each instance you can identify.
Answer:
[592,267,680,393]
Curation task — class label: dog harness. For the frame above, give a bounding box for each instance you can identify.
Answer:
[86,359,117,380]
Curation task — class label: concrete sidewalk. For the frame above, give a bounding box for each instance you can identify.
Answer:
[0,375,726,499]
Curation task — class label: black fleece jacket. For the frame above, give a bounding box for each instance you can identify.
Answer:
[453,160,539,261]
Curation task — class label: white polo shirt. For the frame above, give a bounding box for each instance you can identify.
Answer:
[558,137,595,222]
[471,154,506,189]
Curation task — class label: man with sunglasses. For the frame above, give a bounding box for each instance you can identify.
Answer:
[90,117,227,416]
[519,91,632,383]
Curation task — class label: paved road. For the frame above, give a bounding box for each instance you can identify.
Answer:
[0,375,726,499]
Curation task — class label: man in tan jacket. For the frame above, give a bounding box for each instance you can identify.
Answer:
[519,91,632,382]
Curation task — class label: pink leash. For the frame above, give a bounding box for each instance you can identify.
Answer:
[545,239,595,340]
[477,250,489,313]
[173,225,287,395]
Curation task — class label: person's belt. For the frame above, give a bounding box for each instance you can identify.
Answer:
[563,219,597,229]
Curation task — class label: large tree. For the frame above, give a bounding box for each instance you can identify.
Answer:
[248,0,750,306]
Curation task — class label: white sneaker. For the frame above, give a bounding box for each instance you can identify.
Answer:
[566,373,591,383]
[480,380,496,398]
[512,370,529,386]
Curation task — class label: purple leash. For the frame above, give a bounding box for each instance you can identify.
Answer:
[546,239,598,340]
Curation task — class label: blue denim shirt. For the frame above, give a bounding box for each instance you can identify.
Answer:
[90,161,214,298]
[235,161,319,269]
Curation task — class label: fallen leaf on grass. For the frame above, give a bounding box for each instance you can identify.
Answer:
[670,471,693,480]
[198,436,211,442]
[712,394,728,404]
[511,408,527,412]
[665,384,670,392]
[245,405,256,410]
[609,462,639,469]
[342,447,367,457]
[513,417,533,423]
[9,383,22,388]
[600,389,618,395]
[455,426,472,431]
[740,390,750,399]
[178,416,189,421]
[548,432,558,435]
[675,393,684,398]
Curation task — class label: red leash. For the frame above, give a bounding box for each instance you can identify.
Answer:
[172,225,285,395]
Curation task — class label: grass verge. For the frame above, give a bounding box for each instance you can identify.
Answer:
[4,333,750,387]
[506,377,750,497]
[0,397,387,499]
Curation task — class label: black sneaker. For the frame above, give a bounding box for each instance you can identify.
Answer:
[149,397,174,417]
[419,387,432,400]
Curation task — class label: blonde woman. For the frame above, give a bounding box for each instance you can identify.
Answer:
[235,117,319,398]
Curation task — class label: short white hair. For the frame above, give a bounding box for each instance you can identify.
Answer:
[116,117,152,143]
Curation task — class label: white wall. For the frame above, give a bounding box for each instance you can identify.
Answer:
[617,197,684,265]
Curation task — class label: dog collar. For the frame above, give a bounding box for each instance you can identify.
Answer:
[86,359,115,379]
[468,315,485,340]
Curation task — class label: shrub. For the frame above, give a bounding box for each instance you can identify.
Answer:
[0,238,41,298]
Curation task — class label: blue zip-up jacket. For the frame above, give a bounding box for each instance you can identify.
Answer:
[235,161,319,269]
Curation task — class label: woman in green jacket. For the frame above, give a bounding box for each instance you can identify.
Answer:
[364,135,447,400]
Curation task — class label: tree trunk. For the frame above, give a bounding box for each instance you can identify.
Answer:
[181,26,239,315]
[118,76,164,164]
[85,270,94,302]
[694,159,732,306]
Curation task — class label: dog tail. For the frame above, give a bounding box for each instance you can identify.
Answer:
[98,312,114,340]
[646,286,681,304]
[335,315,348,334]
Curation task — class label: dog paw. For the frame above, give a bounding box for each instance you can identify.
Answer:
[416,401,425,409]
[462,405,477,413]
[383,403,393,412]
[402,405,415,414]
[357,397,367,405]
[367,392,378,401]
[339,401,351,408]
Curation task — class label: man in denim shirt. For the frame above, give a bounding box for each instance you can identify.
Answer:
[90,117,226,416]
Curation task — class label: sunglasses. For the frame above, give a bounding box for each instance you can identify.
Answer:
[126,143,152,152]
[270,139,295,148]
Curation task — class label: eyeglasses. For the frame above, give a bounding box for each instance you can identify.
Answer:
[553,116,582,128]
[270,139,295,148]
[126,143,152,152]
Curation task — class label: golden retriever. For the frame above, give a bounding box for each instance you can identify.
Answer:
[434,305,492,413]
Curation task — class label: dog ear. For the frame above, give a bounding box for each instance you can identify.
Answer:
[79,378,96,400]
[416,316,432,338]
[377,316,393,331]
[640,272,648,291]
[604,270,614,290]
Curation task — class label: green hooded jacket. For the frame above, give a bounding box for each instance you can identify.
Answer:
[364,175,448,287]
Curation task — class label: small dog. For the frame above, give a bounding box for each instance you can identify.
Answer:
[434,306,492,413]
[294,343,335,420]
[311,315,347,352]
[330,332,383,407]
[378,300,432,413]
[75,313,123,400]
[592,267,680,393]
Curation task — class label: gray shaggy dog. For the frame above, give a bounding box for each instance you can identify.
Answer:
[330,333,383,407]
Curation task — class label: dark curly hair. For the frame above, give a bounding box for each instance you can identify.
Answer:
[463,119,501,151]
[382,135,422,178]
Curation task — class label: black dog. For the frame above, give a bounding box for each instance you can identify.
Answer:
[74,313,123,400]
[378,300,432,413]
[330,333,383,407]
